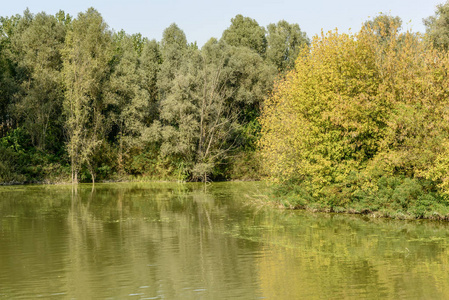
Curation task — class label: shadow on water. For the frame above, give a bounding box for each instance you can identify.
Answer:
[1,182,449,299]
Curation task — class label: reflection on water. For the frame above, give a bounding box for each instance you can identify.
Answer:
[1,182,449,299]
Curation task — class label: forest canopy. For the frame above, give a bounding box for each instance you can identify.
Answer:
[3,2,449,220]
[0,8,309,183]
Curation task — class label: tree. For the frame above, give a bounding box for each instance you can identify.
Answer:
[365,14,402,38]
[221,14,267,57]
[0,16,18,137]
[266,20,309,72]
[139,39,161,123]
[9,11,67,151]
[192,39,241,181]
[424,1,449,50]
[0,12,29,137]
[260,24,449,205]
[154,33,276,181]
[108,33,160,174]
[62,8,113,183]
[158,23,188,95]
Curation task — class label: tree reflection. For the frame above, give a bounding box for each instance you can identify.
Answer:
[1,183,449,298]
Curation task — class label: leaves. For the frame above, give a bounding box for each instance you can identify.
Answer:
[62,8,114,182]
[260,24,449,202]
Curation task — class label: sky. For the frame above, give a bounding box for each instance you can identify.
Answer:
[2,0,445,46]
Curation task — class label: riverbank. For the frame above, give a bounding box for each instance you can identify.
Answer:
[3,174,449,221]
[253,179,449,221]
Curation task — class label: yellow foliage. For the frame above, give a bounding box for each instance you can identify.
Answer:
[260,25,449,198]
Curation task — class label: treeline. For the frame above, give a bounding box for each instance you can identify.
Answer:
[0,8,308,183]
[259,3,449,218]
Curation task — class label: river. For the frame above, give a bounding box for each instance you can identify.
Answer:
[0,182,448,299]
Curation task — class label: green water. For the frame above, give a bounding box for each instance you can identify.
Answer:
[1,182,449,299]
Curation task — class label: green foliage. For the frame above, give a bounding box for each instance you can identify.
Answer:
[9,11,66,151]
[154,34,276,181]
[224,151,261,181]
[221,14,267,56]
[62,8,114,183]
[424,1,449,50]
[0,9,288,184]
[266,20,309,72]
[0,127,69,183]
[129,147,189,181]
[0,129,28,182]
[158,23,188,94]
[0,127,29,153]
[0,145,25,183]
[107,33,160,174]
[364,13,402,38]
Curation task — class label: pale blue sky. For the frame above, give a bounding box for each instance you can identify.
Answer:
[2,0,444,46]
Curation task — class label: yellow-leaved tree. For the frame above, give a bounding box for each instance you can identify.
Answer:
[259,21,449,213]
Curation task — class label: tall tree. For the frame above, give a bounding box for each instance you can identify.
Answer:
[9,11,67,150]
[139,39,161,123]
[154,35,276,181]
[62,8,113,183]
[193,40,261,180]
[365,14,402,38]
[221,14,267,57]
[424,1,449,50]
[108,33,160,173]
[158,23,188,96]
[266,20,309,72]
[0,12,29,136]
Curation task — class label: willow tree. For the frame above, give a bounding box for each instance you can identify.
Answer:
[260,25,449,206]
[62,8,113,183]
[193,40,274,180]
[0,14,22,137]
[9,11,68,151]
[266,20,309,72]
[424,1,449,50]
[221,14,267,57]
[108,33,160,174]
[154,34,275,181]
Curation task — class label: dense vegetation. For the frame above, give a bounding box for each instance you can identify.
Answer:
[0,8,308,183]
[259,5,449,218]
[4,3,449,218]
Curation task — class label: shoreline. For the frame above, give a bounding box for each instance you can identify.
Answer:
[254,199,449,221]
[4,179,449,221]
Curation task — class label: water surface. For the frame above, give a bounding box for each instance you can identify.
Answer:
[1,182,449,299]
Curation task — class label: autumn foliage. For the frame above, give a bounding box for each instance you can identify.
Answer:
[260,24,449,214]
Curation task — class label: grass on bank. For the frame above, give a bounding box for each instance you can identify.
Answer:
[262,175,449,220]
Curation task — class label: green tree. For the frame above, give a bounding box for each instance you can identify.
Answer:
[0,12,29,137]
[365,14,402,38]
[139,39,161,123]
[424,1,449,50]
[0,17,16,137]
[108,33,160,174]
[154,34,276,181]
[221,14,267,57]
[9,11,67,151]
[266,20,309,72]
[158,23,188,95]
[62,8,113,183]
